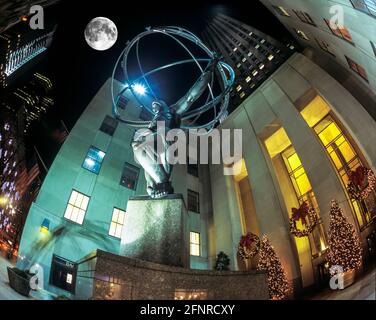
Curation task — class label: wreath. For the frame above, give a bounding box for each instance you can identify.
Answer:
[237,232,260,260]
[347,167,376,201]
[289,202,318,238]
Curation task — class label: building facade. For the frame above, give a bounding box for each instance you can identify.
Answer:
[0,92,41,255]
[202,13,295,110]
[17,79,214,297]
[260,0,376,121]
[0,17,56,88]
[210,52,376,292]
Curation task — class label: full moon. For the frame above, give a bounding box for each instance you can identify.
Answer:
[84,17,118,51]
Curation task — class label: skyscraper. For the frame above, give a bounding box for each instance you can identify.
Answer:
[12,72,54,131]
[202,13,295,110]
[0,71,53,253]
[260,0,376,121]
[0,15,56,88]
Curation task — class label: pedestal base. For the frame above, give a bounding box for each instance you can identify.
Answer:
[120,194,188,268]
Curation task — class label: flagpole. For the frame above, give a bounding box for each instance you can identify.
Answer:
[33,146,48,173]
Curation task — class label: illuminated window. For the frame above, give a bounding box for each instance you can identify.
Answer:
[345,56,369,82]
[350,0,376,17]
[300,95,375,227]
[265,127,327,256]
[120,162,140,190]
[190,232,200,256]
[245,76,251,83]
[236,85,242,92]
[240,92,246,99]
[82,146,105,174]
[324,19,353,43]
[293,28,309,40]
[293,10,316,26]
[268,54,274,61]
[282,148,313,198]
[188,190,200,213]
[99,116,118,136]
[109,208,125,238]
[64,190,89,225]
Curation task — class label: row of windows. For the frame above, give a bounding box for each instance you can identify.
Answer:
[63,189,202,255]
[82,146,140,190]
[276,4,374,83]
[83,145,199,185]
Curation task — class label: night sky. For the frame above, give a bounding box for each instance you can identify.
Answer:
[29,0,296,168]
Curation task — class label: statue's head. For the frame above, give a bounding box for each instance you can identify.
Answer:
[151,101,162,114]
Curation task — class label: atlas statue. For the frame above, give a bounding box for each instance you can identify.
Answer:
[111,27,235,198]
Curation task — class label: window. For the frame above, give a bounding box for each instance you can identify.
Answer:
[190,232,200,256]
[120,162,140,190]
[109,208,125,238]
[351,0,376,17]
[293,28,309,40]
[324,19,353,43]
[282,146,328,256]
[82,146,105,174]
[188,189,200,213]
[345,56,369,82]
[293,10,316,26]
[99,115,118,136]
[315,38,335,56]
[64,190,89,225]
[300,95,376,228]
[117,95,129,110]
[240,92,246,99]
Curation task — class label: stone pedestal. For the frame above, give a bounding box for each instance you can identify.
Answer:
[120,194,189,268]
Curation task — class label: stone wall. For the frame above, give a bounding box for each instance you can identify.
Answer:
[89,250,269,300]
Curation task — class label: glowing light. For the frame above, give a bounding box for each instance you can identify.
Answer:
[133,83,146,95]
[84,158,95,168]
[0,197,9,206]
[40,218,50,234]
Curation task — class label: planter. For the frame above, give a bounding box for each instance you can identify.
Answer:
[7,267,33,297]
[343,269,356,289]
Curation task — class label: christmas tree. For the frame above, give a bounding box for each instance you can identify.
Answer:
[257,235,291,300]
[327,200,362,273]
[214,251,230,271]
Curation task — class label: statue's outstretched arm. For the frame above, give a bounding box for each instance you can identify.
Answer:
[171,58,218,115]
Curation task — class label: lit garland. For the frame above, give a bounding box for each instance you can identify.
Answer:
[327,200,362,274]
[347,167,376,201]
[237,232,260,260]
[257,235,291,300]
[289,202,318,238]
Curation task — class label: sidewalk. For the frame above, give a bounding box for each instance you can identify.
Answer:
[309,266,376,300]
[0,253,32,300]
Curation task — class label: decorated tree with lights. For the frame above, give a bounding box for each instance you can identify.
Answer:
[257,235,291,300]
[327,200,362,273]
